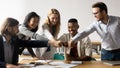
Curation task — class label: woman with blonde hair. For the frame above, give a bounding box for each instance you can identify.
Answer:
[36,8,61,59]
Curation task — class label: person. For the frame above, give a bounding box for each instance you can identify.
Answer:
[18,12,40,58]
[69,2,120,60]
[36,8,61,59]
[59,18,92,61]
[0,17,60,68]
[19,11,62,59]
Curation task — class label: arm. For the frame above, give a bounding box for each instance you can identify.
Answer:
[11,36,60,47]
[19,24,48,40]
[68,23,96,48]
[79,37,92,61]
[84,37,92,57]
[20,39,60,47]
[75,37,92,61]
[72,23,96,42]
[18,39,49,47]
[42,24,62,47]
[42,26,54,40]
[58,33,69,47]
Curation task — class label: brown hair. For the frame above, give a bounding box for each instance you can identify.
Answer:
[92,2,108,14]
[1,17,19,36]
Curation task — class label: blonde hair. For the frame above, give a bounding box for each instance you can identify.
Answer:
[44,8,61,38]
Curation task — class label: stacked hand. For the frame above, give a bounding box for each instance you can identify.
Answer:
[68,40,75,48]
[48,39,63,47]
[54,40,63,47]
[61,40,75,48]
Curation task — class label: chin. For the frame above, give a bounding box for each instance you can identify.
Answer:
[96,19,100,21]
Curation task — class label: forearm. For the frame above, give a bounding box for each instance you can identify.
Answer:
[19,39,49,47]
[19,25,47,40]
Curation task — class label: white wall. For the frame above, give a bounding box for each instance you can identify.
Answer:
[0,0,120,41]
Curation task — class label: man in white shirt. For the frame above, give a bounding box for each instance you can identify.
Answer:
[69,2,120,60]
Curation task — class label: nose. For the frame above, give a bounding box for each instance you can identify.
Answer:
[94,15,97,18]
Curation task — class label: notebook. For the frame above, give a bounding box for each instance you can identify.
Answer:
[103,61,120,66]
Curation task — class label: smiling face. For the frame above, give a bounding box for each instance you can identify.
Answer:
[28,17,39,29]
[48,14,59,26]
[68,22,79,37]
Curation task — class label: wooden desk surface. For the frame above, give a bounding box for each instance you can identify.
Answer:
[74,61,120,68]
[92,41,101,45]
[19,55,120,68]
[19,59,120,68]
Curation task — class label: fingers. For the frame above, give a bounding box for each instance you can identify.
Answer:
[68,40,74,48]
[55,40,63,47]
[50,40,74,48]
[61,41,68,47]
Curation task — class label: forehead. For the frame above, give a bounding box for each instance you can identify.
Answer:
[49,14,58,18]
[68,22,78,26]
[92,7,100,12]
[30,17,39,20]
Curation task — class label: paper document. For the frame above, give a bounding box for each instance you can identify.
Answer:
[33,60,82,68]
[103,61,120,66]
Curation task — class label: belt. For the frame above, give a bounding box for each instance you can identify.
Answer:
[108,48,120,52]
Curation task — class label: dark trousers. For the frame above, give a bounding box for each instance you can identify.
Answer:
[101,48,120,60]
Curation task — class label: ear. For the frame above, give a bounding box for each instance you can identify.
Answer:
[77,25,79,29]
[102,10,106,14]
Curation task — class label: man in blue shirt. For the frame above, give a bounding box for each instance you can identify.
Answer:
[69,2,120,60]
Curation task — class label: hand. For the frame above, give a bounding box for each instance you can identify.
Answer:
[53,40,63,47]
[48,39,63,47]
[62,41,68,47]
[6,64,22,68]
[68,40,74,48]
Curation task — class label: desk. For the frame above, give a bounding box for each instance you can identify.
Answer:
[74,61,120,68]
[92,41,101,55]
[19,59,120,68]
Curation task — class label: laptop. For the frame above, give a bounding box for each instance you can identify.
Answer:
[103,61,120,66]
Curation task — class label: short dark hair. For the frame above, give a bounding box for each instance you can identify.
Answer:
[68,18,78,24]
[92,2,108,14]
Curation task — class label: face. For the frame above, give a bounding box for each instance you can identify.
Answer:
[68,22,79,37]
[49,14,59,26]
[92,7,104,21]
[28,17,39,29]
[8,25,19,36]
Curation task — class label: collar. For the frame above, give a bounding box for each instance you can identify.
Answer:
[2,36,6,42]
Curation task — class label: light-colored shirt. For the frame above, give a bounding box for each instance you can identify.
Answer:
[59,33,92,58]
[72,15,120,50]
[19,24,48,40]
